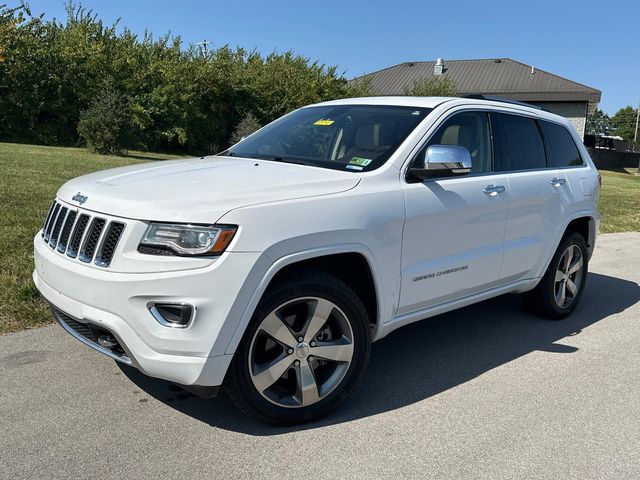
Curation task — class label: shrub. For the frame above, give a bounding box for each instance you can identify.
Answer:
[403,77,458,97]
[0,3,354,153]
[229,113,261,145]
[77,81,131,154]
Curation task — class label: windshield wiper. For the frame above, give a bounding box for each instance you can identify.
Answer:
[221,152,318,167]
[255,155,318,167]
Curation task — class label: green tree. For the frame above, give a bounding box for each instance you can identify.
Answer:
[586,109,611,136]
[77,80,131,154]
[611,106,638,141]
[403,77,457,97]
[341,77,373,98]
[0,2,361,154]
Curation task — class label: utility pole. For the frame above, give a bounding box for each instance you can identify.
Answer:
[634,98,639,144]
[196,40,210,57]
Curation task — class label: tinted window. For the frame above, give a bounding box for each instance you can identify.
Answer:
[225,105,431,172]
[421,111,493,173]
[495,113,546,171]
[540,121,584,167]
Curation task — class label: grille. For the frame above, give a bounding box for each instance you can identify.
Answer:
[41,200,125,268]
[51,306,131,364]
[57,309,96,342]
[42,202,56,240]
[49,206,68,247]
[57,210,77,253]
[95,222,125,267]
[79,218,106,263]
[43,203,60,242]
[67,214,90,258]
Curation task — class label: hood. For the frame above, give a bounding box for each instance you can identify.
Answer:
[57,156,360,223]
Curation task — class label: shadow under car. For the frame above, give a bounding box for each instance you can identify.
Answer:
[118,271,640,435]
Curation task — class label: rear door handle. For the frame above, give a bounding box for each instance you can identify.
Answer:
[550,177,567,188]
[483,184,505,196]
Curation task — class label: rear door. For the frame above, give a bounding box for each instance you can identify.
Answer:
[492,112,571,282]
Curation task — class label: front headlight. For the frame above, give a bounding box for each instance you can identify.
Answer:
[139,223,237,256]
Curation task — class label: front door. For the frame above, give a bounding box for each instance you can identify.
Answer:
[397,110,509,316]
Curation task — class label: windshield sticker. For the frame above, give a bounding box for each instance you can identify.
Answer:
[314,119,335,126]
[348,157,372,167]
[346,164,364,171]
[412,110,421,115]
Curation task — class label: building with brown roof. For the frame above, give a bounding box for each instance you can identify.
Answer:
[352,58,601,137]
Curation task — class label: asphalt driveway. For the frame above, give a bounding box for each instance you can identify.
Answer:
[2,232,639,479]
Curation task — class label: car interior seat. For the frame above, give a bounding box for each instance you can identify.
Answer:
[341,123,390,162]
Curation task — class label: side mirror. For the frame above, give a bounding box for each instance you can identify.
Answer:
[409,145,472,179]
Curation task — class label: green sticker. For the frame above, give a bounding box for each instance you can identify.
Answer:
[349,157,372,166]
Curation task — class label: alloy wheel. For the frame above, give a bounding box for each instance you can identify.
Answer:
[554,244,584,309]
[248,297,354,408]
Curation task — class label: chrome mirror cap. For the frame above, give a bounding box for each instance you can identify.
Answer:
[410,145,472,179]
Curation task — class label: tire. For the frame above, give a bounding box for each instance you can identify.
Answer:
[226,269,371,425]
[523,231,588,319]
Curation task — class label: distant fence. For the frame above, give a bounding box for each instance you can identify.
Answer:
[584,135,639,153]
[586,147,639,171]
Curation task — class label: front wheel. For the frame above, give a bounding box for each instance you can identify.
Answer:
[226,270,371,425]
[523,232,588,319]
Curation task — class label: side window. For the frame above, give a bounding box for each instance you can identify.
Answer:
[420,111,493,174]
[540,120,584,167]
[494,113,546,171]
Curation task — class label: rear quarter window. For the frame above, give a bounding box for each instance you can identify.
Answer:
[540,120,584,167]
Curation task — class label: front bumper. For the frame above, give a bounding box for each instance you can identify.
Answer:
[33,233,261,387]
[52,304,134,365]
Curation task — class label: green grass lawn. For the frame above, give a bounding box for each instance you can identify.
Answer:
[0,143,178,334]
[0,142,638,334]
[598,168,640,233]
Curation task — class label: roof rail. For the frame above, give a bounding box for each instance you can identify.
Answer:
[462,94,543,111]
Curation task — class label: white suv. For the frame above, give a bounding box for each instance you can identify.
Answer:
[34,96,600,424]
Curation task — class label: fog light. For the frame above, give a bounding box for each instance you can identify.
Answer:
[148,303,194,328]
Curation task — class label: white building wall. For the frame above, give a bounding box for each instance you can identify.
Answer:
[532,102,589,138]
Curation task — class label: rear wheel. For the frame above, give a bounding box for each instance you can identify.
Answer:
[226,269,371,425]
[523,232,588,319]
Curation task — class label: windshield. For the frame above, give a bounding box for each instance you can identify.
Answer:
[222,105,432,172]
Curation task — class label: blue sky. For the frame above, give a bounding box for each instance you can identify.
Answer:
[33,0,638,114]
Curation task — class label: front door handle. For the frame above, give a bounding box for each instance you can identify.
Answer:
[483,184,505,196]
[550,177,567,188]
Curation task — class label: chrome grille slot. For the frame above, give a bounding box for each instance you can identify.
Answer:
[49,206,68,248]
[41,201,56,238]
[40,199,126,268]
[57,210,78,253]
[43,203,60,242]
[79,218,106,263]
[67,214,90,258]
[95,222,125,267]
